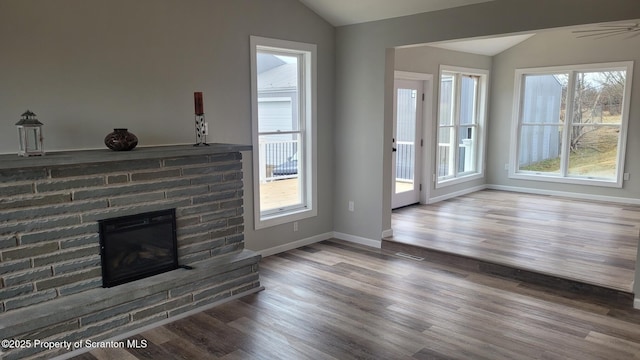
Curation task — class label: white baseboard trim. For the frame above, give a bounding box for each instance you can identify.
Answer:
[487,184,640,205]
[258,232,333,258]
[52,286,265,360]
[427,184,488,204]
[382,228,393,238]
[255,231,382,257]
[634,298,640,310]
[333,232,382,248]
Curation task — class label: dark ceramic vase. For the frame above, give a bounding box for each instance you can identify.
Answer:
[104,128,138,151]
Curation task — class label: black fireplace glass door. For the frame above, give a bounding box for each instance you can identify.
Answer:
[99,209,178,287]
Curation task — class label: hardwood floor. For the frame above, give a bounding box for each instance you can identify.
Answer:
[389,190,640,292]
[71,239,640,360]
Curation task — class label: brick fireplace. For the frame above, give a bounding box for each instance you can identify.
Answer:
[0,144,262,360]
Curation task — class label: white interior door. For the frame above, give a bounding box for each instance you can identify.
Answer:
[392,79,423,209]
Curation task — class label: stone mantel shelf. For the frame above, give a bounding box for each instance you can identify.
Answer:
[0,143,252,170]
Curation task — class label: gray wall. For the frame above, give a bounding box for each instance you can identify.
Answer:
[335,0,640,298]
[0,0,335,253]
[3,0,640,265]
[486,26,640,298]
[334,0,640,242]
[394,24,640,202]
[488,27,640,199]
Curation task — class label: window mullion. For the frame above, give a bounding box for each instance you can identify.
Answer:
[453,74,462,177]
[516,78,525,171]
[471,77,479,172]
[561,71,577,177]
[259,130,302,136]
[297,53,307,206]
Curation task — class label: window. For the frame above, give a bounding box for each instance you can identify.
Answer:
[510,62,633,187]
[250,36,317,229]
[436,66,488,187]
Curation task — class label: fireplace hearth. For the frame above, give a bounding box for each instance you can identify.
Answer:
[99,209,178,287]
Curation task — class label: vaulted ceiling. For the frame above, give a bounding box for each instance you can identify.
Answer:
[298,1,640,56]
[297,0,495,26]
[296,0,538,55]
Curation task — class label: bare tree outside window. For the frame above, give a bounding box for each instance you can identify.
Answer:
[568,70,625,178]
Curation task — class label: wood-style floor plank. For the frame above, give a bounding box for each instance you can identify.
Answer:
[389,190,640,292]
[73,239,640,360]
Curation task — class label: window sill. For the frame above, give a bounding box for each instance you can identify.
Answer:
[509,172,622,188]
[255,207,317,230]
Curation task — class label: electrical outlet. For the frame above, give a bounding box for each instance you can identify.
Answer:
[293,221,298,232]
[504,163,509,171]
[624,173,630,181]
[348,201,355,212]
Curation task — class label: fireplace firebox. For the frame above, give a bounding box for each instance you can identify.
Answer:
[98,208,179,287]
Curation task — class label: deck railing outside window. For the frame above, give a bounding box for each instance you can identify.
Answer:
[258,140,298,182]
[438,141,473,178]
[395,141,415,182]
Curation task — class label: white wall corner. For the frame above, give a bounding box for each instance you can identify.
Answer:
[382,228,393,239]
[258,232,333,258]
[333,232,382,249]
[428,184,488,204]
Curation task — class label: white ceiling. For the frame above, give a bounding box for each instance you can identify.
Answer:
[298,0,527,55]
[426,33,536,56]
[298,0,495,27]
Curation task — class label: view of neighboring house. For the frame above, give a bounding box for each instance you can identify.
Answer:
[256,53,299,182]
[518,74,562,168]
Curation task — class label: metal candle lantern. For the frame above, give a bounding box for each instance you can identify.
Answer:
[193,92,209,146]
[15,110,44,157]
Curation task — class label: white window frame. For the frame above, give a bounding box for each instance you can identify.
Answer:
[509,61,633,188]
[250,36,317,229]
[435,65,488,188]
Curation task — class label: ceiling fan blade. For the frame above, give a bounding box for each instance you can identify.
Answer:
[576,29,632,38]
[591,31,637,40]
[573,28,632,33]
[574,22,640,39]
[596,24,638,28]
[625,31,640,39]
